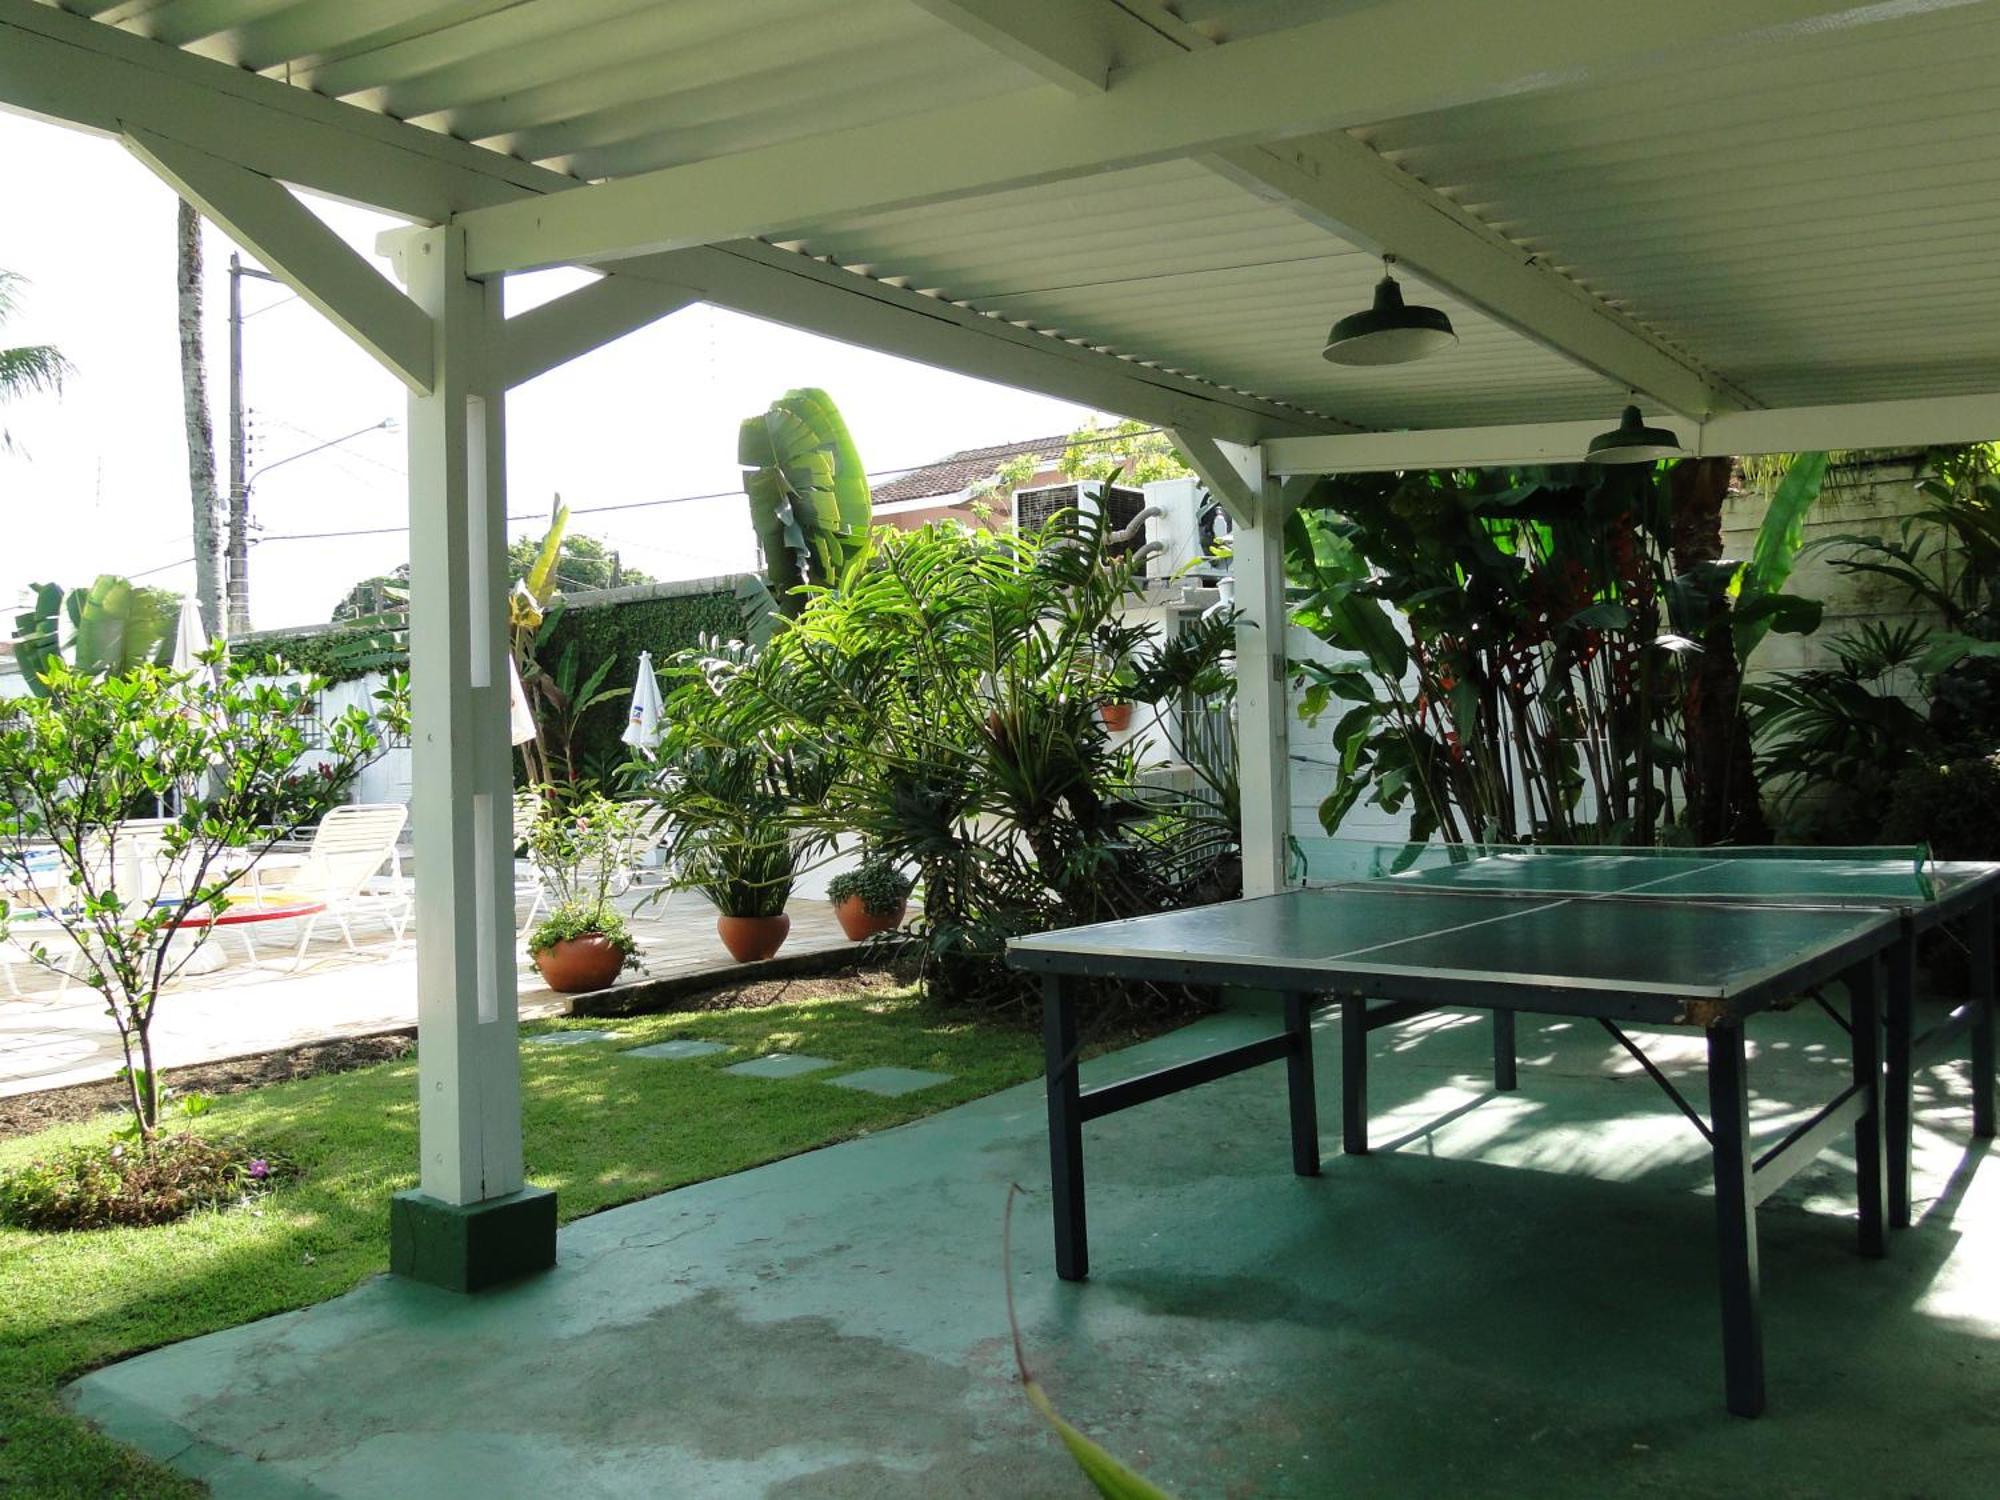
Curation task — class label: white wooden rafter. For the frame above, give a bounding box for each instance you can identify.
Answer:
[1263,392,2000,475]
[122,127,435,394]
[450,1,1923,277]
[1168,429,1261,527]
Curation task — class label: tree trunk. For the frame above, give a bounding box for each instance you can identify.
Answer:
[1669,457,1770,846]
[176,200,224,640]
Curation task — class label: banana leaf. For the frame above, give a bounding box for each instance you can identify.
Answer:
[1733,451,1828,660]
[511,504,571,632]
[779,387,872,540]
[739,389,874,615]
[72,575,176,675]
[11,581,64,696]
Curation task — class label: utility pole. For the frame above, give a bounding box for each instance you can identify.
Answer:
[226,254,281,635]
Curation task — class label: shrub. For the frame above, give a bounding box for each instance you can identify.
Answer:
[676,513,1239,1014]
[1881,754,2000,861]
[0,1132,296,1232]
[827,860,912,916]
[525,901,640,963]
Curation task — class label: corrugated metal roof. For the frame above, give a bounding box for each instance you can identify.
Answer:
[784,159,1629,429]
[34,0,2000,432]
[1357,2,2000,409]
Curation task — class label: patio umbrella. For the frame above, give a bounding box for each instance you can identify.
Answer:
[506,654,537,746]
[620,651,664,753]
[170,596,210,676]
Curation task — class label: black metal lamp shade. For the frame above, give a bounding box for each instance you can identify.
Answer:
[1585,404,1689,464]
[1322,274,1458,365]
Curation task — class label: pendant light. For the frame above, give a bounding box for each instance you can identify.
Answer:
[1322,256,1457,366]
[1584,403,1688,465]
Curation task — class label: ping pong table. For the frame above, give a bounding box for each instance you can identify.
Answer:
[1005,843,2000,1417]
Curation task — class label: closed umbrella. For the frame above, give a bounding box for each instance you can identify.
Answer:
[506,654,538,746]
[620,651,664,753]
[170,596,210,676]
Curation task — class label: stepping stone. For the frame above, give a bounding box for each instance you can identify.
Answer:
[526,1029,613,1047]
[724,1053,839,1080]
[825,1066,954,1098]
[625,1039,728,1061]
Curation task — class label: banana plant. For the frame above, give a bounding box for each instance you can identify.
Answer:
[10,575,177,696]
[738,387,873,621]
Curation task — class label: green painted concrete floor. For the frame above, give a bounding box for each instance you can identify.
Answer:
[67,998,2000,1498]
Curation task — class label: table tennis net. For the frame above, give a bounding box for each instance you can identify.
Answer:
[1293,837,1940,906]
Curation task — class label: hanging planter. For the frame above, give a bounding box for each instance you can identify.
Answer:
[1098,701,1134,732]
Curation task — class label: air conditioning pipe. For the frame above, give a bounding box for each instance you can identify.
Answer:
[1108,505,1165,545]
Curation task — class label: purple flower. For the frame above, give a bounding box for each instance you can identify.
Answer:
[247,1158,270,1180]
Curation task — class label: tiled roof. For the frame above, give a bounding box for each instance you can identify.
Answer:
[871,434,1067,504]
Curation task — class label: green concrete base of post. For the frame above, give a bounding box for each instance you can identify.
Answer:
[390,1185,557,1293]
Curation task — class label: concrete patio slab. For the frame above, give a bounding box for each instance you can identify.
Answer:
[65,1001,2000,1498]
[723,1053,840,1080]
[623,1040,730,1061]
[825,1066,954,1097]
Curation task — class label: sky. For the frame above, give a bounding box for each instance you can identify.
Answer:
[0,107,1097,632]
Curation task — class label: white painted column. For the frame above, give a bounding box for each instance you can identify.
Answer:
[1233,475,1292,897]
[396,226,524,1206]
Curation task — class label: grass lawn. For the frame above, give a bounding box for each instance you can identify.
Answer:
[0,985,1045,1497]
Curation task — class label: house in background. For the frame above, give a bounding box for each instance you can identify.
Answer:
[870,434,1070,531]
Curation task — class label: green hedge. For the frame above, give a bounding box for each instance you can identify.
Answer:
[540,589,746,780]
[235,625,407,686]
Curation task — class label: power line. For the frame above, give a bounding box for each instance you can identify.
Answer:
[255,425,1166,545]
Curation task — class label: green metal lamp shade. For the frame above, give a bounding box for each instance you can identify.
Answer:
[1322,274,1458,365]
[1585,404,1689,464]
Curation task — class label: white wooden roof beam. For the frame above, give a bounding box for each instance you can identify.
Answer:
[122,126,434,392]
[454,0,1946,277]
[496,275,697,390]
[1263,393,2000,474]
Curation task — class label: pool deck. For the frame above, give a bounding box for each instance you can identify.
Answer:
[0,892,859,1098]
[64,995,2000,1498]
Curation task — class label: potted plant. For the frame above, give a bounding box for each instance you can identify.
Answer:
[686,827,798,962]
[827,858,912,941]
[523,793,642,992]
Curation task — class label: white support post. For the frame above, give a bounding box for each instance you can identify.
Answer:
[388,226,554,1290]
[1232,467,1291,899]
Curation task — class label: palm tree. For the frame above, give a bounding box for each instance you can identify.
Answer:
[174,201,224,638]
[0,268,72,453]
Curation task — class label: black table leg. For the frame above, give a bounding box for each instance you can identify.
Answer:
[1708,1023,1765,1417]
[1851,957,1887,1259]
[1284,991,1322,1176]
[1885,932,1916,1229]
[1971,898,1996,1141]
[1341,999,1369,1155]
[1043,975,1087,1281]
[1492,1009,1518,1092]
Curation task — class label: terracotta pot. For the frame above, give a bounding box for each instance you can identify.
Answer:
[532,934,627,994]
[1099,701,1134,732]
[834,895,907,942]
[717,913,791,963]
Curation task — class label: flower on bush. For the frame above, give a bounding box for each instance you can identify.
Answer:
[0,1133,297,1232]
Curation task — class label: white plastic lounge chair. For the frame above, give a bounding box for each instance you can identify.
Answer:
[236,803,411,968]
